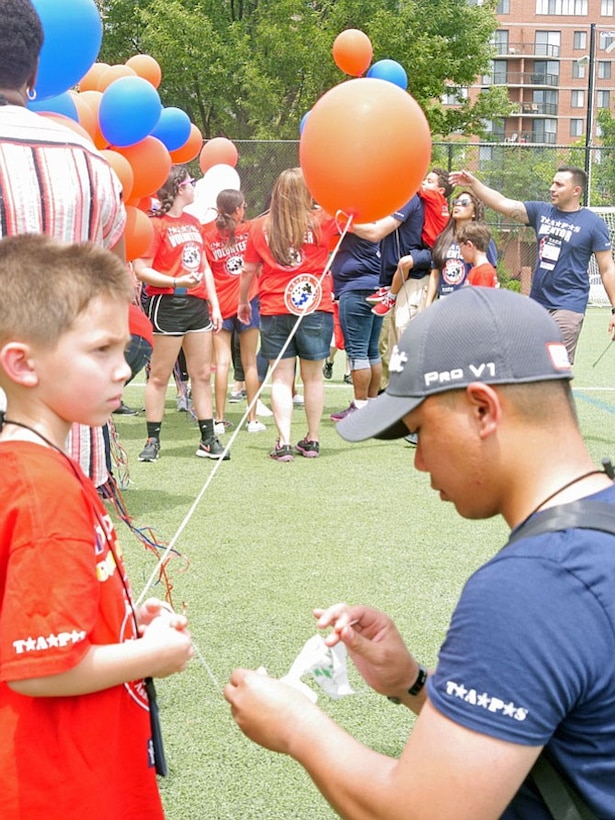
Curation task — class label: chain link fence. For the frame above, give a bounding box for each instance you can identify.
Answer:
[207,140,615,295]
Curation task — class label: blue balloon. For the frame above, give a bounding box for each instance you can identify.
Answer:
[99,77,162,148]
[367,59,408,90]
[299,111,310,136]
[151,107,192,152]
[28,91,79,122]
[32,0,102,100]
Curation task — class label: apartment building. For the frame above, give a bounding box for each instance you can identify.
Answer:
[471,0,615,145]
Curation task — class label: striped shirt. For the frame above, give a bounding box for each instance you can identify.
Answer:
[0,104,127,486]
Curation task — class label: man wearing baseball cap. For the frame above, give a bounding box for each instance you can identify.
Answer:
[225,288,615,818]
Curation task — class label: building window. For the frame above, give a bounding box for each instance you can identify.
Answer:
[497,0,510,11]
[601,0,614,14]
[598,61,612,79]
[536,0,587,13]
[600,31,615,51]
[570,119,584,137]
[533,60,560,84]
[442,87,468,105]
[572,60,587,78]
[573,31,587,50]
[571,89,585,107]
[532,119,557,143]
[494,30,509,55]
[535,31,561,57]
[597,90,611,108]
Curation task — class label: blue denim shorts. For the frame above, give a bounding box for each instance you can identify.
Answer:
[222,296,260,333]
[260,311,333,361]
[338,289,383,368]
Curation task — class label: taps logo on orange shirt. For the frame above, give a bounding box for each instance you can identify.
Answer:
[284,274,322,316]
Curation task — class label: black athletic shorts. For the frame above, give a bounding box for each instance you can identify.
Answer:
[146,294,212,336]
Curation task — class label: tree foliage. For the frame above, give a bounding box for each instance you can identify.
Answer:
[95,0,510,140]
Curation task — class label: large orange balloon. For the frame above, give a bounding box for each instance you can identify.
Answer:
[126,54,162,89]
[101,149,134,201]
[332,29,373,77]
[199,137,238,174]
[79,61,109,92]
[97,64,137,92]
[170,123,203,163]
[300,78,431,223]
[117,136,172,203]
[124,205,154,260]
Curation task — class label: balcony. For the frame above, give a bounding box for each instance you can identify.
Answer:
[481,71,560,87]
[494,42,560,58]
[519,102,558,115]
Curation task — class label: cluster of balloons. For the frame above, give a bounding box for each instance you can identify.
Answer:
[299,29,431,223]
[26,0,241,258]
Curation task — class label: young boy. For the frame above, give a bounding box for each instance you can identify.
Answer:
[371,167,452,316]
[458,222,499,288]
[0,235,194,819]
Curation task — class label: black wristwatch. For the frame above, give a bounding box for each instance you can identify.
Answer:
[386,665,428,704]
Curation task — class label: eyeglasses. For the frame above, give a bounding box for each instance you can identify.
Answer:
[180,178,196,188]
[452,197,473,207]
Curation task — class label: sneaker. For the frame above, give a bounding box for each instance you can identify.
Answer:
[229,389,247,403]
[343,373,353,385]
[256,398,273,417]
[292,393,305,405]
[196,436,231,460]
[323,360,333,380]
[246,420,267,433]
[269,441,295,462]
[138,437,160,462]
[295,437,320,458]
[372,294,396,317]
[113,401,138,415]
[366,287,389,305]
[214,419,234,436]
[330,402,357,422]
[176,394,190,412]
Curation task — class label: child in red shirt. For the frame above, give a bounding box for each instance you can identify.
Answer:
[458,222,499,288]
[371,168,452,316]
[0,235,193,819]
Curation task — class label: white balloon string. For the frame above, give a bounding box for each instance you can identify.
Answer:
[135,211,355,607]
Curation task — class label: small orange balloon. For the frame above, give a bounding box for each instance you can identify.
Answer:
[332,29,373,77]
[124,205,155,260]
[78,90,109,149]
[199,137,238,174]
[135,196,154,212]
[300,78,432,223]
[126,54,162,89]
[38,112,93,143]
[170,123,203,163]
[101,149,134,201]
[70,91,98,141]
[79,62,110,92]
[117,136,172,203]
[97,64,137,92]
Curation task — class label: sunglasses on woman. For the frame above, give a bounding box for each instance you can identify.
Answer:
[452,197,473,207]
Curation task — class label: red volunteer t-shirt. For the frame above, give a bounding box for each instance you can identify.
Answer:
[202,220,257,319]
[0,442,163,820]
[244,211,338,316]
[419,188,450,248]
[144,212,208,299]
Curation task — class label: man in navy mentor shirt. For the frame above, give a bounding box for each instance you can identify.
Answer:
[450,165,615,363]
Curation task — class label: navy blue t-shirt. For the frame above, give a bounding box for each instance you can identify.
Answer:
[330,233,381,298]
[524,202,611,313]
[428,485,615,817]
[379,195,431,285]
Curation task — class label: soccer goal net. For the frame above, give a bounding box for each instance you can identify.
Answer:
[588,207,615,307]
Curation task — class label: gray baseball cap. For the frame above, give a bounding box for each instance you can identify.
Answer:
[337,287,573,442]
